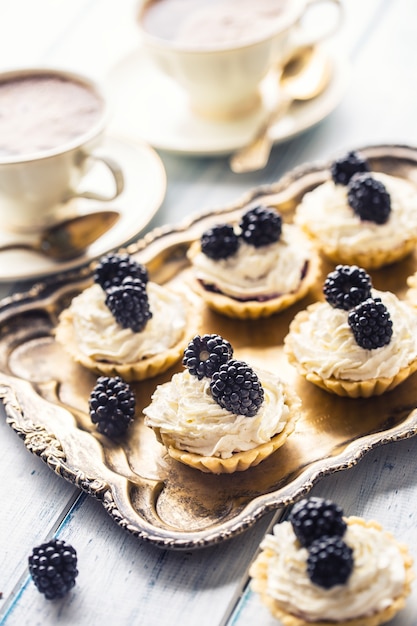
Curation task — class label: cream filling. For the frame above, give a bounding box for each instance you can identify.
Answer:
[190,224,311,299]
[257,519,406,622]
[295,172,417,253]
[286,290,417,381]
[68,282,187,363]
[143,368,290,458]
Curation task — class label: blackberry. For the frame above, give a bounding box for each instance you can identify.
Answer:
[89,375,136,437]
[348,297,393,349]
[28,538,78,600]
[200,224,239,260]
[183,334,233,379]
[330,150,370,185]
[307,536,354,589]
[323,264,372,310]
[239,205,282,247]
[347,172,391,224]
[289,497,347,548]
[210,359,264,417]
[105,277,152,332]
[94,252,148,290]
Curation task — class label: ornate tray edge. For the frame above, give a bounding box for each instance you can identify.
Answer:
[2,375,417,550]
[2,142,417,549]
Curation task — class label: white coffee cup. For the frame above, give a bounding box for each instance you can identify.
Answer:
[137,0,343,120]
[0,67,124,232]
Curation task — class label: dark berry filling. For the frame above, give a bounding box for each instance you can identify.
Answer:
[28,539,78,600]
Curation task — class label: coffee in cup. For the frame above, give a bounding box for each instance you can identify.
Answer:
[0,68,124,232]
[137,0,343,119]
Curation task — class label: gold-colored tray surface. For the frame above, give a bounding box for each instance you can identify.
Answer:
[2,144,417,550]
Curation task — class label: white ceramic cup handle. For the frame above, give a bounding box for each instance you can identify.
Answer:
[290,0,344,51]
[68,153,125,202]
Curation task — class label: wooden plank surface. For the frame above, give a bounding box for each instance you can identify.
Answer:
[1,0,417,625]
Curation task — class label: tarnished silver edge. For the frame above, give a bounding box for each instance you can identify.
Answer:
[2,142,417,549]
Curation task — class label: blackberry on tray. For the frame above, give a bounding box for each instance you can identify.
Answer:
[239,205,282,248]
[28,538,78,600]
[183,334,233,379]
[289,497,347,547]
[89,375,136,437]
[210,359,264,417]
[323,264,372,310]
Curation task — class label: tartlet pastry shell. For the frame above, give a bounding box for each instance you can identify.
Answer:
[150,384,301,474]
[187,240,321,320]
[249,517,414,626]
[300,226,416,270]
[54,287,201,382]
[284,302,417,398]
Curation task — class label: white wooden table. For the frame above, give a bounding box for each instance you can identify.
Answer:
[1,1,417,624]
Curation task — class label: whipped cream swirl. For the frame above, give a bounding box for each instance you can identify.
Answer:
[68,282,187,363]
[143,368,290,458]
[286,290,417,380]
[190,224,311,299]
[257,519,406,622]
[295,172,417,253]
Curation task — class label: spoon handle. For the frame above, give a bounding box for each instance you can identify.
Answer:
[229,95,292,174]
[0,241,41,254]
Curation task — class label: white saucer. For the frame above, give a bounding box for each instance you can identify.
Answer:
[106,46,350,156]
[0,135,166,282]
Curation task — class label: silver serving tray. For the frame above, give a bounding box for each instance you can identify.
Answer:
[2,144,417,550]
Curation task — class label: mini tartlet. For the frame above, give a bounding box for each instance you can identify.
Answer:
[284,264,417,397]
[406,270,417,308]
[143,334,301,473]
[250,496,414,626]
[187,204,320,319]
[294,150,417,269]
[55,252,200,381]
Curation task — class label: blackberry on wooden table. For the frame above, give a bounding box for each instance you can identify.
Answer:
[28,538,78,600]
